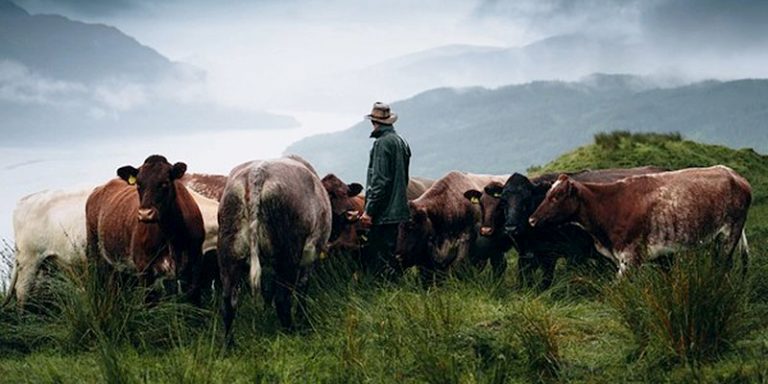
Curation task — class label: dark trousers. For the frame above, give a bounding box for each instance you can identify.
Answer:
[361,223,400,278]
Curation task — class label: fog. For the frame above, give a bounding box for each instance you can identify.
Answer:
[3,0,768,245]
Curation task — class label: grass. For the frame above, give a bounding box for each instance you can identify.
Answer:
[1,132,768,383]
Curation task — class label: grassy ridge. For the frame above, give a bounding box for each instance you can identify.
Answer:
[1,132,767,383]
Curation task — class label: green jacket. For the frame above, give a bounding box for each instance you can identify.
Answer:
[365,125,411,225]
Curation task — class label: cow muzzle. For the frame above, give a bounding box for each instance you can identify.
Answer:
[480,226,494,237]
[504,225,519,235]
[138,208,159,223]
[345,210,360,223]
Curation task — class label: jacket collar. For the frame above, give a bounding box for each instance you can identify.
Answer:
[370,124,395,138]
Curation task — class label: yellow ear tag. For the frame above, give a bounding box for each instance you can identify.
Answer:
[493,193,502,198]
[128,175,137,185]
[471,197,480,204]
[319,251,328,260]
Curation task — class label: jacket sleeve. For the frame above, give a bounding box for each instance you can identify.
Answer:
[365,140,393,218]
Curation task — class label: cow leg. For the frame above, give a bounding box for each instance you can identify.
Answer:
[539,255,556,291]
[274,277,295,330]
[220,260,243,348]
[517,252,537,288]
[294,264,313,327]
[181,249,203,307]
[490,250,507,279]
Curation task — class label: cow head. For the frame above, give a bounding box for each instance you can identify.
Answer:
[395,202,433,268]
[463,181,505,237]
[499,173,545,236]
[321,174,364,244]
[528,174,580,228]
[117,155,187,223]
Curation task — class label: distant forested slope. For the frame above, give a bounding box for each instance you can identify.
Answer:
[286,75,768,182]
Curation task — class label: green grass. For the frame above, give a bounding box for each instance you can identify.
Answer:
[2,132,768,383]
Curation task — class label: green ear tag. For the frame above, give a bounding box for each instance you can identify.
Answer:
[128,175,137,185]
[471,197,480,204]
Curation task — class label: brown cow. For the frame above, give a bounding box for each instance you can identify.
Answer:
[528,165,752,276]
[85,155,205,303]
[321,174,365,252]
[395,171,508,283]
[218,155,331,344]
[464,166,666,288]
[322,175,433,254]
[407,177,434,200]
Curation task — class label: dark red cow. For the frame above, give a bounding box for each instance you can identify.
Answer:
[321,174,365,252]
[395,171,508,283]
[85,155,205,303]
[529,165,752,276]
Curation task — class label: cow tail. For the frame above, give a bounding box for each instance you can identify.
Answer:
[2,259,18,307]
[737,230,750,278]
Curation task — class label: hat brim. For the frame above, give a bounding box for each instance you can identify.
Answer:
[365,113,398,125]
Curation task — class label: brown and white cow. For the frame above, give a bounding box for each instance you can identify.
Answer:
[86,155,205,303]
[217,155,331,343]
[395,171,508,282]
[180,173,228,201]
[528,165,752,276]
[464,166,665,288]
[2,174,224,308]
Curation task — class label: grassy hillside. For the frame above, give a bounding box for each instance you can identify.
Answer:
[1,133,767,383]
[287,75,768,183]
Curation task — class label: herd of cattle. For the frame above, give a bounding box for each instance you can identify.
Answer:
[1,154,753,342]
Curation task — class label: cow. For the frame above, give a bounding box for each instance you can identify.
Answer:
[395,171,508,283]
[3,188,89,308]
[321,175,433,255]
[180,173,228,201]
[467,166,665,288]
[2,174,224,308]
[321,174,365,253]
[407,177,434,200]
[217,155,331,344]
[528,165,752,276]
[85,155,205,304]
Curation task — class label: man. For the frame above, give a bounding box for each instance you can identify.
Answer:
[359,102,411,276]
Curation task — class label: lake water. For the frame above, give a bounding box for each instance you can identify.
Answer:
[0,111,358,255]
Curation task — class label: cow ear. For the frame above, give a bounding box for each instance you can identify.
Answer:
[117,166,139,184]
[347,183,363,197]
[171,162,187,180]
[463,190,482,204]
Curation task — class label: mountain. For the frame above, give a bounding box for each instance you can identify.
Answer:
[285,74,768,182]
[0,1,296,144]
[0,0,176,84]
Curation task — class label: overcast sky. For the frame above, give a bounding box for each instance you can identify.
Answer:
[10,0,766,115]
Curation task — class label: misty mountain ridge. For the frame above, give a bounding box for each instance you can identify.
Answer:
[0,1,296,144]
[286,74,768,183]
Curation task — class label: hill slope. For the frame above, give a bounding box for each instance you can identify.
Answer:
[286,75,768,182]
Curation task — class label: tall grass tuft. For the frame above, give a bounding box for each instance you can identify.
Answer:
[515,299,562,382]
[608,246,754,368]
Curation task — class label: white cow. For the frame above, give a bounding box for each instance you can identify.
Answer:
[2,185,220,307]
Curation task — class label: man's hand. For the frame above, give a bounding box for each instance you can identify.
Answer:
[359,212,373,229]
